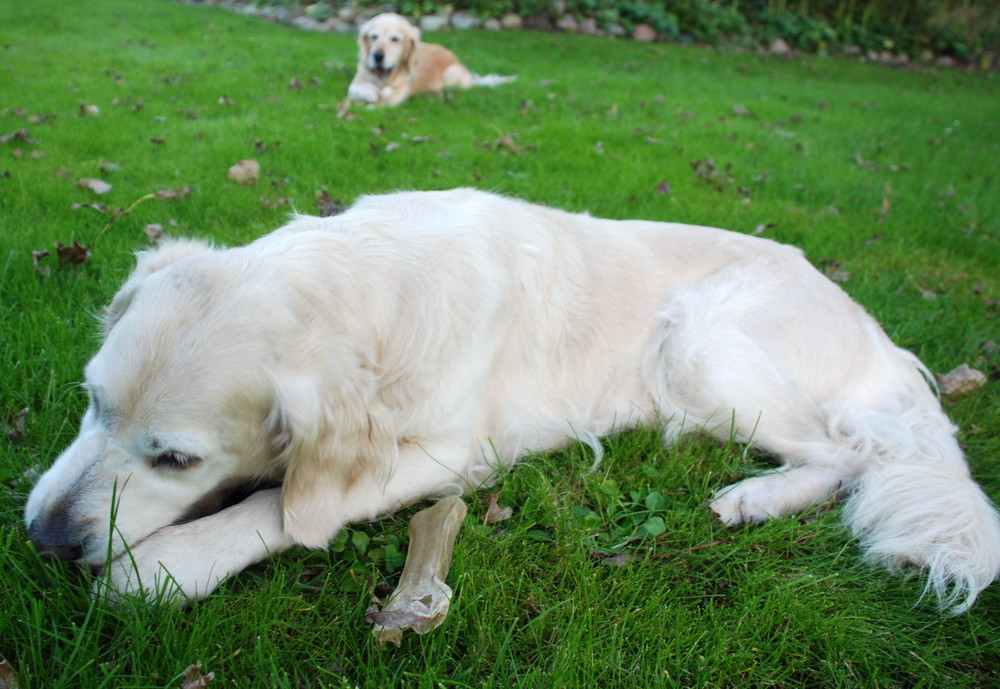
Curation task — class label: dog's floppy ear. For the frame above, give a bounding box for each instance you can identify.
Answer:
[102,238,213,333]
[357,18,372,53]
[404,21,421,60]
[271,339,397,548]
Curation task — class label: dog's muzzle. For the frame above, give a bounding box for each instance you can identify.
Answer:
[27,518,84,562]
[371,49,392,78]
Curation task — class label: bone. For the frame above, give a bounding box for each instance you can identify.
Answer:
[366,495,468,646]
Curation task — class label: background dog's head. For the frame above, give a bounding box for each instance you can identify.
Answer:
[23,235,395,571]
[358,12,420,79]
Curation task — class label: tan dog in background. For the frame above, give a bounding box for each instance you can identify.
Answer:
[347,13,513,106]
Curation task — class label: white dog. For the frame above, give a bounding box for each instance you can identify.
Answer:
[25,189,1000,612]
[347,12,514,106]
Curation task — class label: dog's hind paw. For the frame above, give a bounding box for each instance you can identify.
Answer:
[709,480,779,527]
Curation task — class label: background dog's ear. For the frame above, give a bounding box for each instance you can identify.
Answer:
[102,238,213,334]
[357,18,372,52]
[272,340,398,548]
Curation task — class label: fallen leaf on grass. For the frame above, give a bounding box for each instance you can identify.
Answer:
[818,258,849,283]
[336,99,354,120]
[260,196,290,209]
[588,550,636,567]
[180,661,215,689]
[144,223,168,242]
[55,241,91,266]
[288,76,303,90]
[77,102,100,117]
[156,185,192,200]
[936,364,986,396]
[483,493,512,524]
[0,128,34,144]
[3,408,28,443]
[0,659,19,689]
[654,180,671,196]
[732,103,754,117]
[315,189,345,217]
[690,158,733,191]
[227,159,259,185]
[31,250,51,277]
[77,178,112,194]
[71,202,109,214]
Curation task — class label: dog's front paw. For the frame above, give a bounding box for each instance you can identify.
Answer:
[94,528,227,605]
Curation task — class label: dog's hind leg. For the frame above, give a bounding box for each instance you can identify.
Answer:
[642,257,873,524]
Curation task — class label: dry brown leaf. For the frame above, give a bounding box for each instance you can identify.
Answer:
[227,159,260,185]
[483,493,513,524]
[0,659,19,689]
[288,76,303,90]
[0,128,34,144]
[144,223,168,242]
[494,132,523,155]
[336,99,354,120]
[180,661,215,689]
[156,185,192,201]
[315,189,344,217]
[77,178,112,195]
[260,197,290,210]
[55,240,91,266]
[654,180,671,196]
[71,202,109,214]
[78,102,101,117]
[588,550,635,567]
[4,408,28,443]
[31,249,51,277]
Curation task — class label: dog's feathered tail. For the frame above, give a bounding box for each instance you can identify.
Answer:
[838,394,1000,614]
[471,73,516,88]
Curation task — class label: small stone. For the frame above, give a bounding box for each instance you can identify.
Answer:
[633,23,656,42]
[770,38,790,55]
[936,364,987,396]
[484,18,502,31]
[500,13,523,31]
[556,14,579,33]
[579,17,597,35]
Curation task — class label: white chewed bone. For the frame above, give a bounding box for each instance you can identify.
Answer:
[367,496,467,646]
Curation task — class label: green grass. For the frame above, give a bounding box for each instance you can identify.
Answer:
[1,1,999,687]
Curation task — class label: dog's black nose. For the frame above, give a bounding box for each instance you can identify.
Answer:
[27,521,84,561]
[373,49,385,64]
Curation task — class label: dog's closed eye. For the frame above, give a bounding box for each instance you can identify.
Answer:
[149,451,202,471]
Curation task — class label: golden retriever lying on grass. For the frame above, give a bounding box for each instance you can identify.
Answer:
[24,189,1000,612]
[347,12,514,106]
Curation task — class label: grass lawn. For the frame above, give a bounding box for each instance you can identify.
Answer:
[2,0,999,687]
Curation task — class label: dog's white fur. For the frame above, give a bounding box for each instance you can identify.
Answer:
[25,188,1000,611]
[347,13,512,106]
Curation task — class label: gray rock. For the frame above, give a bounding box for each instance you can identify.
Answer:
[451,12,482,30]
[484,18,502,31]
[420,15,450,32]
